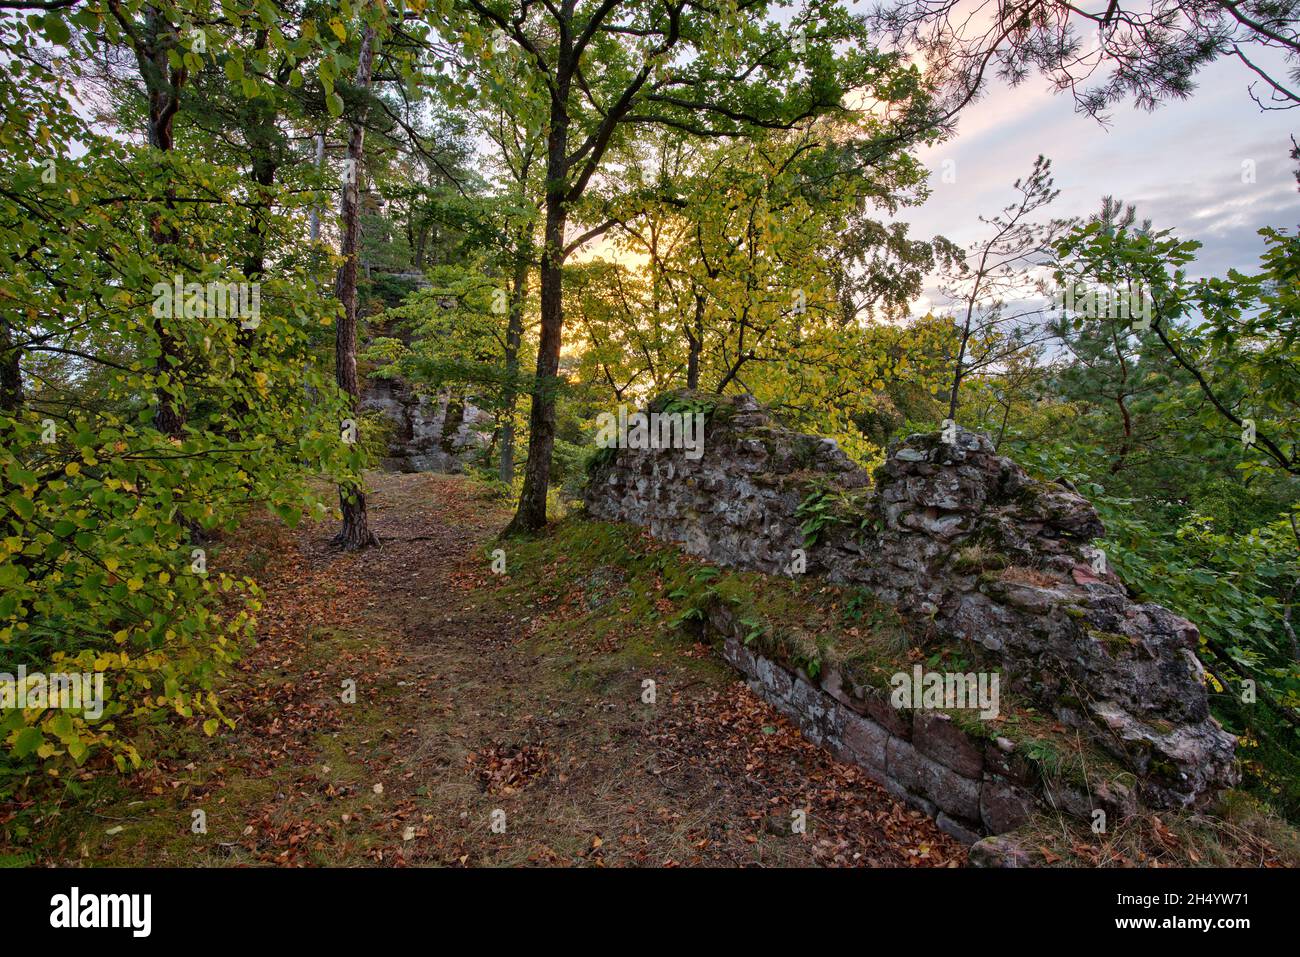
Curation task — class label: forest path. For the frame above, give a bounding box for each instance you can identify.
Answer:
[41,472,963,867]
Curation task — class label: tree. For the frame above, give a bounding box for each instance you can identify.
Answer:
[434,0,939,532]
[1047,198,1172,476]
[106,0,192,439]
[1047,213,1300,805]
[473,92,544,485]
[364,261,538,472]
[939,155,1068,420]
[0,2,356,779]
[562,117,949,458]
[569,258,683,399]
[1055,219,1300,478]
[333,19,382,550]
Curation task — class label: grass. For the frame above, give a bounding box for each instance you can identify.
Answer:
[471,514,910,691]
[1016,788,1300,867]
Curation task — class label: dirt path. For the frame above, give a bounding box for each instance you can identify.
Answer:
[37,472,964,867]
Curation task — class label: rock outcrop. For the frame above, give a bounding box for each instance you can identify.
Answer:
[585,392,1238,809]
[360,378,492,473]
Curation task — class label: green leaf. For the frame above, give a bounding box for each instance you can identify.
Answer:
[12,727,42,759]
[7,493,34,521]
[42,13,70,46]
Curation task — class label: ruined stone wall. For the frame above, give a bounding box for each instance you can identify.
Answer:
[585,393,1238,817]
[719,627,1074,848]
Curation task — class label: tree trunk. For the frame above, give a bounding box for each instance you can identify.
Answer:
[235,34,277,420]
[242,28,275,284]
[332,25,379,551]
[1110,393,1133,474]
[1108,321,1133,474]
[134,7,188,438]
[686,291,704,390]
[0,320,22,412]
[994,398,1011,450]
[947,311,973,420]
[498,237,530,485]
[414,215,429,268]
[504,111,568,535]
[946,367,963,420]
[309,132,325,243]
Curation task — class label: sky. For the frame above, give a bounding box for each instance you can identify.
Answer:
[904,53,1300,314]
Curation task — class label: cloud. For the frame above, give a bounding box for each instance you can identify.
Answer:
[892,54,1298,314]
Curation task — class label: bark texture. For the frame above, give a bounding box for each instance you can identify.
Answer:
[333,25,380,551]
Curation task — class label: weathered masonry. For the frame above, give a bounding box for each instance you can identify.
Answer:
[585,393,1238,849]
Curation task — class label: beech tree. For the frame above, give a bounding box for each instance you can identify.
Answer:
[107,1,190,438]
[0,1,357,773]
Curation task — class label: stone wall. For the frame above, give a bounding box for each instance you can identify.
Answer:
[716,620,1035,845]
[585,392,1238,818]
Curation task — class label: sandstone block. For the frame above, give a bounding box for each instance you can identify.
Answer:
[913,711,985,777]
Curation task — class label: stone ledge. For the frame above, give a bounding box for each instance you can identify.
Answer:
[721,634,1040,843]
